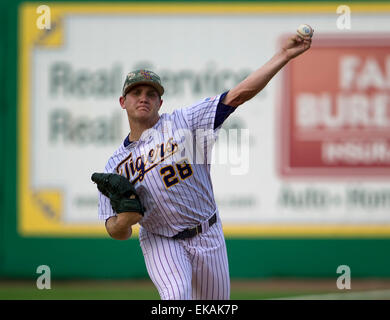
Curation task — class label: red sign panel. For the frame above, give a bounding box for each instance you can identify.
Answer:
[279,35,390,177]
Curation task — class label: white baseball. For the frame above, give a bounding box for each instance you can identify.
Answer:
[297,24,313,38]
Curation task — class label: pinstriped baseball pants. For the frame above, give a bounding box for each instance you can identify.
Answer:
[139,221,230,300]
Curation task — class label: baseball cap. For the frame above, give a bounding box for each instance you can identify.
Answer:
[122,69,164,97]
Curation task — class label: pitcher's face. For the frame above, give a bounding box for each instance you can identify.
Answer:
[120,85,162,123]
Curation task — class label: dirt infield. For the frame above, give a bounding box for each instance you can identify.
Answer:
[232,278,390,292]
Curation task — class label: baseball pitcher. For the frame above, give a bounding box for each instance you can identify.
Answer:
[92,32,312,300]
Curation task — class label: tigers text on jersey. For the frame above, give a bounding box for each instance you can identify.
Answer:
[98,94,225,237]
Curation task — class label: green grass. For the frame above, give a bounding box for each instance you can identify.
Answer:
[0,287,160,300]
[230,290,319,300]
[0,280,333,300]
[2,279,389,300]
[0,280,160,300]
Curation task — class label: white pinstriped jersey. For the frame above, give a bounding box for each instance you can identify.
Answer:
[98,93,229,237]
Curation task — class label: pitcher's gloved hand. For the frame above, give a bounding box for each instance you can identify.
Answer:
[91,173,144,215]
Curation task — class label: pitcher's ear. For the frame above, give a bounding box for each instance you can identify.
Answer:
[119,95,126,109]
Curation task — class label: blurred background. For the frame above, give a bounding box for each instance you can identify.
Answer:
[2,0,390,299]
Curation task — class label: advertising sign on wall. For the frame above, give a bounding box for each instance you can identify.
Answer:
[18,3,390,237]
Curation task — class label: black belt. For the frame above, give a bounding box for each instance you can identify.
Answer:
[172,214,217,240]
